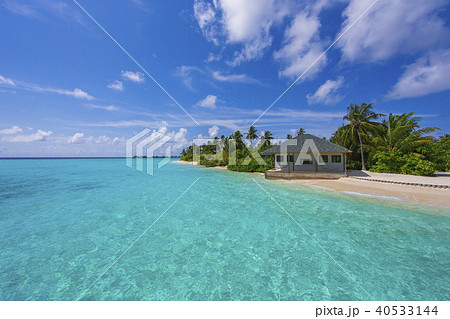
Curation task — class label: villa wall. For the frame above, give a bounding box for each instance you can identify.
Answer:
[274,152,345,172]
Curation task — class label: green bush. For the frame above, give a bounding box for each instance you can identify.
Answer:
[371,151,436,176]
[416,138,450,172]
[346,160,362,170]
[400,156,436,176]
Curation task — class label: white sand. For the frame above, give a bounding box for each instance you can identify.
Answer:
[289,177,450,208]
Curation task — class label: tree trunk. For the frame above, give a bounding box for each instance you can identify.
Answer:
[358,131,366,170]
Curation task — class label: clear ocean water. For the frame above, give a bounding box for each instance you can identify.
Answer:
[0,158,449,301]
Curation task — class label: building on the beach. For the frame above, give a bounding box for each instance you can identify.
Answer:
[261,134,351,176]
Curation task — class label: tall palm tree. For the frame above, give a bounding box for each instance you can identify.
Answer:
[232,130,244,149]
[342,103,384,170]
[263,130,273,146]
[371,113,438,153]
[297,128,305,135]
[246,126,258,145]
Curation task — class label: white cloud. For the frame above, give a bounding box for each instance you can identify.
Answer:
[194,0,219,44]
[121,70,145,83]
[133,123,189,156]
[34,87,93,100]
[205,52,221,63]
[337,0,450,62]
[196,95,218,109]
[307,77,344,105]
[1,129,52,142]
[211,71,258,83]
[175,65,204,90]
[0,126,23,135]
[386,49,450,100]
[208,125,220,138]
[64,88,93,100]
[274,9,326,79]
[3,0,87,25]
[194,0,289,65]
[87,104,119,111]
[107,80,124,91]
[67,133,85,144]
[0,75,16,86]
[0,74,94,100]
[112,137,122,144]
[94,136,111,144]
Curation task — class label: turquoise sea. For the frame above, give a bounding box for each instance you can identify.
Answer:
[0,158,449,300]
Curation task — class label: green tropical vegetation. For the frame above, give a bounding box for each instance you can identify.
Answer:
[180,126,275,172]
[330,103,447,176]
[180,103,447,176]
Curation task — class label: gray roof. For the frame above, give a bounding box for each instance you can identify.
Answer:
[261,134,350,154]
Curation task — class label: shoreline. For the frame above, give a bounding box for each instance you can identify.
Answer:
[172,160,228,170]
[174,160,449,209]
[280,177,450,209]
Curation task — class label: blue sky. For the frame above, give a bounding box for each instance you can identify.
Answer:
[0,0,449,156]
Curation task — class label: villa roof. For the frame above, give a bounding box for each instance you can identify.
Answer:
[261,134,350,154]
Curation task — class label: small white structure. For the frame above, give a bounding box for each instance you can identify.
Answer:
[261,134,351,174]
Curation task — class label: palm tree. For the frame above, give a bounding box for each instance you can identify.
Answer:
[297,128,305,135]
[232,130,244,149]
[286,134,293,139]
[342,103,384,170]
[370,112,438,153]
[263,130,273,146]
[246,126,258,145]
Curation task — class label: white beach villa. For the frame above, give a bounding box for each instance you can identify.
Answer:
[261,134,351,178]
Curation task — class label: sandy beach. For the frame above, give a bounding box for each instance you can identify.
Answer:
[288,177,449,208]
[173,160,228,169]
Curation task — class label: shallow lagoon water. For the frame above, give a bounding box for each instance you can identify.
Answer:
[0,159,449,300]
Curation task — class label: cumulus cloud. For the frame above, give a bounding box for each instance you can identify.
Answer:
[1,129,52,142]
[208,125,220,138]
[0,126,23,135]
[121,70,145,83]
[64,88,93,100]
[107,80,124,91]
[67,132,85,144]
[274,8,327,80]
[193,0,219,44]
[133,123,189,156]
[196,95,218,109]
[386,49,450,100]
[112,137,122,144]
[337,0,450,62]
[194,0,289,65]
[307,77,344,105]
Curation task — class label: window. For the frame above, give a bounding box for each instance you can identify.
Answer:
[276,155,284,162]
[288,155,294,163]
[302,159,313,164]
[331,155,342,163]
[321,155,329,163]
